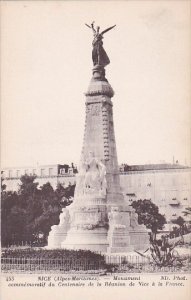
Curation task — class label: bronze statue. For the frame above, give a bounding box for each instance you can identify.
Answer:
[85,22,116,67]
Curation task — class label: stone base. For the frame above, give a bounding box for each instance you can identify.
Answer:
[47,229,68,249]
[107,226,133,253]
[47,208,70,249]
[129,231,150,251]
[46,203,150,253]
[62,227,109,252]
[107,206,150,253]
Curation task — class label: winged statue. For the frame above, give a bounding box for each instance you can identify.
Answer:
[85,22,116,67]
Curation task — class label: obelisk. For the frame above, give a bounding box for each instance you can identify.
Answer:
[48,23,149,252]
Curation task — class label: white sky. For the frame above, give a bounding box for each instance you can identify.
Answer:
[1,1,191,168]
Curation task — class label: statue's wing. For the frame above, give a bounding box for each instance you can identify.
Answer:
[85,23,92,29]
[101,25,116,35]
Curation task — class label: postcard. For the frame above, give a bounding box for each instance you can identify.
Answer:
[1,1,191,300]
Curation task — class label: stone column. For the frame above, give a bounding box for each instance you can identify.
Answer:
[62,66,113,252]
[47,65,149,253]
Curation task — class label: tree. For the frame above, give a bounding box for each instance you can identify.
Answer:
[131,199,166,240]
[17,177,63,243]
[1,190,23,246]
[1,171,6,191]
[1,175,76,246]
[32,182,62,241]
[172,216,187,236]
[55,182,75,207]
[173,216,185,227]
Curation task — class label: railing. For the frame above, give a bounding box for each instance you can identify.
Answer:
[2,255,189,274]
[1,258,103,273]
[104,254,149,265]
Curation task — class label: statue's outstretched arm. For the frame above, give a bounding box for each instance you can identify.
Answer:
[101,25,116,35]
[85,22,96,33]
[85,23,91,29]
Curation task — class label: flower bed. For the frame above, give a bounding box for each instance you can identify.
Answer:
[1,248,107,272]
[2,248,104,260]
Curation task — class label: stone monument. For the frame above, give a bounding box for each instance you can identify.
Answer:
[47,23,149,252]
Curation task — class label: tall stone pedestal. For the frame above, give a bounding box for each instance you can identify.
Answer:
[47,65,149,252]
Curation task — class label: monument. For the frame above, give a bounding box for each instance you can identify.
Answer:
[47,23,149,252]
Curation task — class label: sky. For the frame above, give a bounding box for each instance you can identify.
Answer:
[1,1,191,168]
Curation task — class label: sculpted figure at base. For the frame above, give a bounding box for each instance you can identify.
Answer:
[75,152,107,197]
[84,152,107,196]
